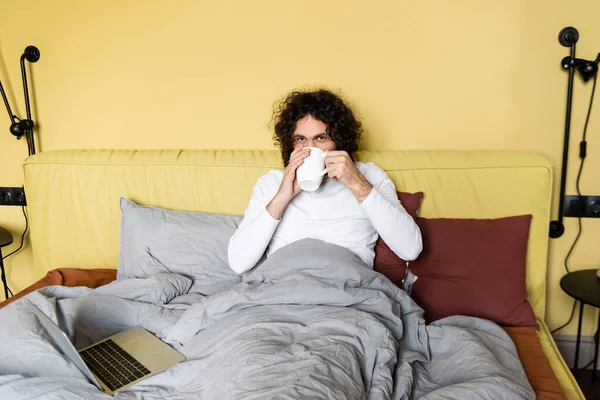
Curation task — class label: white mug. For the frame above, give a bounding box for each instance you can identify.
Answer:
[296,147,328,191]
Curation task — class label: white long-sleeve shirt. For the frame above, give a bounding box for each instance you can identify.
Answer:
[228,162,423,274]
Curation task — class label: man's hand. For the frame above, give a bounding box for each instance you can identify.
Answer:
[325,151,373,202]
[267,147,310,219]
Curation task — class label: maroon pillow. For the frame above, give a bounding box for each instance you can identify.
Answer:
[373,191,423,285]
[409,215,538,329]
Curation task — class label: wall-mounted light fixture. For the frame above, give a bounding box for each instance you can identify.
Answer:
[0,45,40,156]
[550,28,599,238]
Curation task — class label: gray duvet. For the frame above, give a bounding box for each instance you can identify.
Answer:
[0,239,534,399]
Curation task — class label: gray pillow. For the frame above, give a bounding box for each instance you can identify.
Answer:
[117,198,243,293]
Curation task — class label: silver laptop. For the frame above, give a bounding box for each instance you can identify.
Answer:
[29,302,185,396]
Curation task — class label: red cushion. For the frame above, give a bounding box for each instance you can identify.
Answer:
[410,215,538,328]
[373,191,423,285]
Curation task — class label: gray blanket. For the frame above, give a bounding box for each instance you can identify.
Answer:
[0,239,534,399]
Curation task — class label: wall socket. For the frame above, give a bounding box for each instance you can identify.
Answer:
[564,195,600,218]
[0,187,27,206]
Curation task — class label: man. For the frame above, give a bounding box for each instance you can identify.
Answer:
[228,89,422,274]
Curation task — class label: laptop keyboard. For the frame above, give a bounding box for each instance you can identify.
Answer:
[79,339,151,392]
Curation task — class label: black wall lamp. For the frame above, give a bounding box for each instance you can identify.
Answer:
[549,27,599,238]
[0,45,40,299]
[0,45,40,156]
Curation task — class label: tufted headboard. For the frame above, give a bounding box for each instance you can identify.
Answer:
[22,149,553,319]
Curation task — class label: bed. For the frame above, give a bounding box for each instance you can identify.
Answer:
[0,148,585,399]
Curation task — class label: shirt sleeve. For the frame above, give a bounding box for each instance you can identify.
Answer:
[227,174,281,274]
[359,167,423,261]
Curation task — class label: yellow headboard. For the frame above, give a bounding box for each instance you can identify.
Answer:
[23,149,553,319]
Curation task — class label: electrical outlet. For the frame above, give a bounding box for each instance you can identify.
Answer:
[564,195,600,218]
[0,187,27,206]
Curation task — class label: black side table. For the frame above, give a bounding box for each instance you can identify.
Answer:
[560,269,600,379]
[0,226,13,300]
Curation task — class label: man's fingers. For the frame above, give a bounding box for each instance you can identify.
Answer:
[289,148,311,163]
[291,153,308,167]
[287,155,306,172]
[325,155,347,164]
[287,150,310,170]
[324,150,348,157]
[327,164,342,178]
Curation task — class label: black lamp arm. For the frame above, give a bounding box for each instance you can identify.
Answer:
[550,27,600,238]
[0,80,28,140]
[550,27,578,238]
[20,46,39,156]
[0,80,17,125]
[550,39,577,239]
[0,45,40,156]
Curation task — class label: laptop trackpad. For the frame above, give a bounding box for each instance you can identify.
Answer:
[112,327,185,373]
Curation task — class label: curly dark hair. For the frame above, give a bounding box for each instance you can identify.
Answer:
[271,89,363,166]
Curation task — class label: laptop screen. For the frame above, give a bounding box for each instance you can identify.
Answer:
[27,301,103,391]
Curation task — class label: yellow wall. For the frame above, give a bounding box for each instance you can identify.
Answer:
[1,0,599,335]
